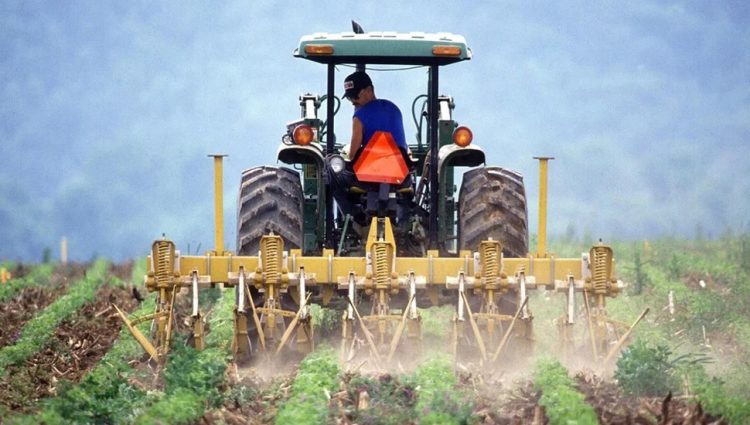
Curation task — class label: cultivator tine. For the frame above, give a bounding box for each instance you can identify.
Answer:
[190,271,204,350]
[387,294,416,363]
[275,292,313,355]
[603,308,650,364]
[232,267,254,359]
[163,282,178,355]
[345,295,383,368]
[491,296,529,362]
[340,273,356,362]
[460,288,488,363]
[519,271,530,319]
[583,287,598,361]
[113,304,160,361]
[246,284,266,352]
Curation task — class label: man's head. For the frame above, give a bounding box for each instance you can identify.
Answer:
[343,71,375,107]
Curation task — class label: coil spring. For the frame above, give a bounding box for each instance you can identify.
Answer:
[373,243,391,288]
[154,241,172,286]
[481,242,500,279]
[262,237,281,280]
[591,246,610,294]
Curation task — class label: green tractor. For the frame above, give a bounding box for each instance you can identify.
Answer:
[236,24,529,262]
[122,24,636,367]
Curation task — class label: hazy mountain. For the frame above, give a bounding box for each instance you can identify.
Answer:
[1,1,748,261]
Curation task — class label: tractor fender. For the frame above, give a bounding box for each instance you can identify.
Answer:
[437,143,486,172]
[277,143,325,168]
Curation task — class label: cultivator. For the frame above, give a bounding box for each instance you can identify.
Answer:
[116,26,647,369]
[115,155,647,368]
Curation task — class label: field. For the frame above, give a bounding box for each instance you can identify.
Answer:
[1,235,749,424]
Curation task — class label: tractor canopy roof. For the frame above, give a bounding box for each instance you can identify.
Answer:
[294,31,471,66]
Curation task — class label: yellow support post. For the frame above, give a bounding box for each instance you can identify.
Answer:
[534,157,554,258]
[209,154,228,255]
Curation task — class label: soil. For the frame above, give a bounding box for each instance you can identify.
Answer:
[0,262,737,423]
[0,264,87,347]
[0,264,141,412]
[574,372,726,425]
[199,365,729,425]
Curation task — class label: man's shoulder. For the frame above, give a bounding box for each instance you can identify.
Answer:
[377,99,400,110]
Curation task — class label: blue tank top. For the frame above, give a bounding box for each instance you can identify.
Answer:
[353,99,407,150]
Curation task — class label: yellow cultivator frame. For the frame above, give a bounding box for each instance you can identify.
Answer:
[118,155,645,366]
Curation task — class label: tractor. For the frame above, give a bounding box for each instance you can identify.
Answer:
[117,23,645,369]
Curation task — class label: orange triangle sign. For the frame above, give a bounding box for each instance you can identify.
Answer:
[353,131,409,184]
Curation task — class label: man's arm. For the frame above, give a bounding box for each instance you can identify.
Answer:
[349,117,363,160]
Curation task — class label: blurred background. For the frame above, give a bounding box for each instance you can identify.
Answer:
[1,0,748,261]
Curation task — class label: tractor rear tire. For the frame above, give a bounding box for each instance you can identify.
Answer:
[236,166,304,255]
[458,167,529,257]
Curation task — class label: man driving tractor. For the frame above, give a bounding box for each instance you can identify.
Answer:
[327,70,410,219]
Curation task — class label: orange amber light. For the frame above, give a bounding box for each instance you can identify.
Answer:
[453,126,473,147]
[432,46,462,56]
[293,125,315,145]
[304,44,334,55]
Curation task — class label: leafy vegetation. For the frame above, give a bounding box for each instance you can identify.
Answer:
[533,359,598,425]
[615,339,713,396]
[410,354,473,425]
[0,260,108,373]
[134,287,234,425]
[0,263,55,302]
[2,235,749,423]
[345,373,417,425]
[690,369,750,425]
[419,305,455,339]
[275,347,340,425]
[6,258,153,425]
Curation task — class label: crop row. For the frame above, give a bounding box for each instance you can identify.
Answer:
[135,286,235,424]
[6,260,152,425]
[533,359,598,425]
[0,263,55,303]
[0,260,108,374]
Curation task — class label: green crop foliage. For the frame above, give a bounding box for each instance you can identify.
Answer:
[275,347,340,425]
[410,354,473,425]
[135,287,234,425]
[0,263,55,302]
[346,374,418,425]
[0,260,108,374]
[310,303,341,335]
[689,369,750,424]
[419,305,455,339]
[7,281,158,425]
[614,340,677,396]
[533,359,598,425]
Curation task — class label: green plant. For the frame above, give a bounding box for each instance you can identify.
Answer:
[533,359,598,425]
[0,260,108,373]
[7,294,158,425]
[615,340,676,396]
[0,263,55,302]
[346,374,417,425]
[690,368,750,424]
[275,347,340,425]
[134,287,234,424]
[409,354,473,425]
[419,305,455,339]
[310,304,340,336]
[615,339,712,397]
